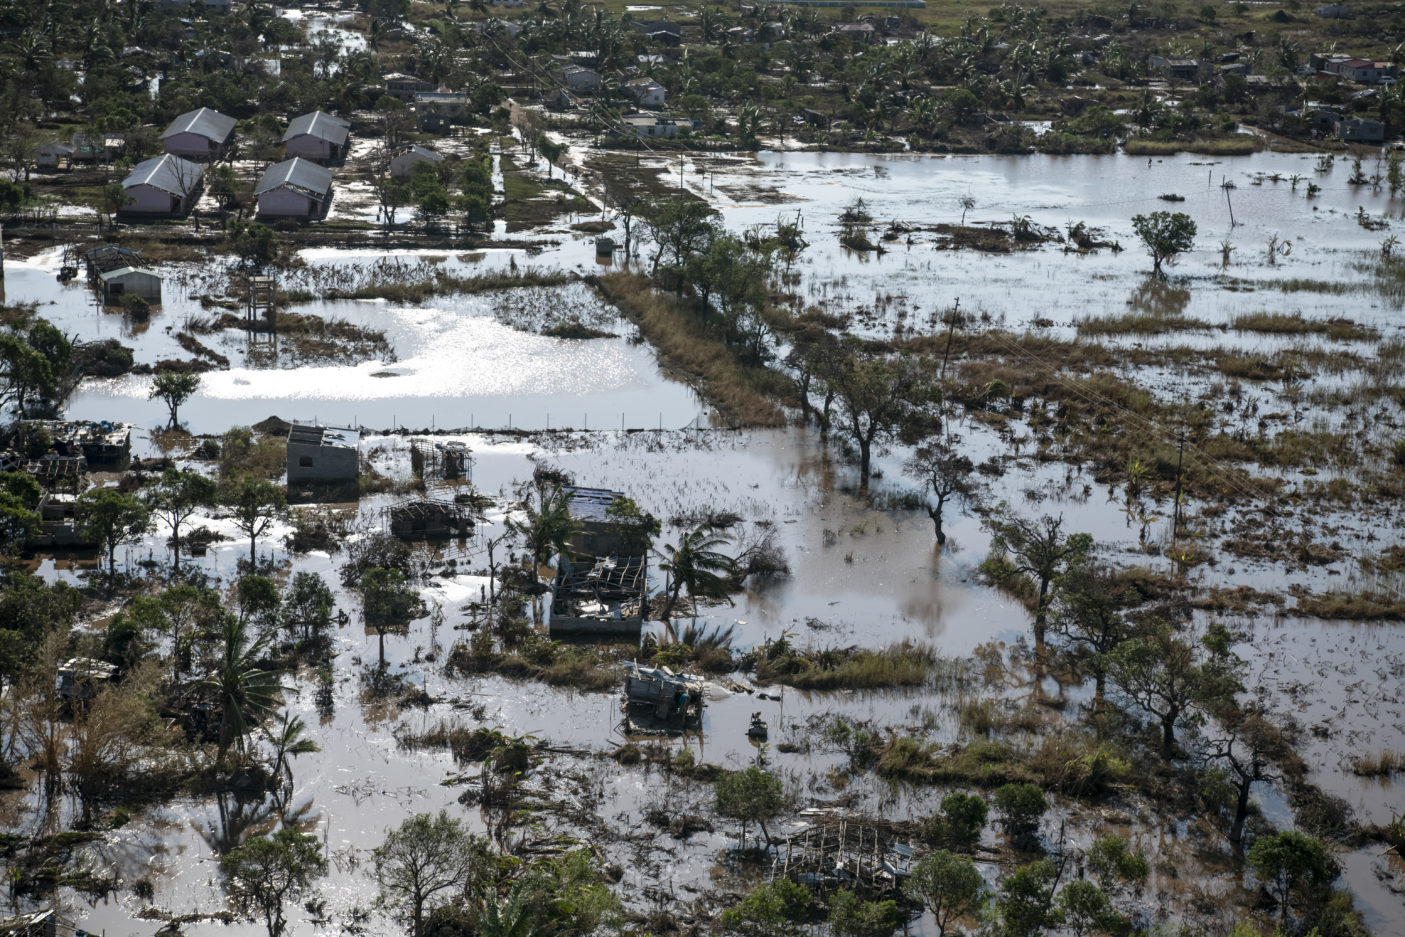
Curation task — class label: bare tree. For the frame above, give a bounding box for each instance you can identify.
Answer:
[904,442,976,546]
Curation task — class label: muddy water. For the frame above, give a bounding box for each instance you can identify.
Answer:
[10,148,1405,933]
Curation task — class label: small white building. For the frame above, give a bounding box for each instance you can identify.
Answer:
[121,154,205,216]
[160,107,237,159]
[624,77,666,108]
[389,144,445,181]
[563,65,601,93]
[36,140,75,170]
[255,157,334,219]
[283,111,351,162]
[619,115,687,139]
[98,267,162,304]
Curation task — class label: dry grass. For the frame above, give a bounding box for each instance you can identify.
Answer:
[1349,750,1405,777]
[590,272,785,427]
[1229,312,1376,341]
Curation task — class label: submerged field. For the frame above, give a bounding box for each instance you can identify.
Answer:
[4,149,1405,937]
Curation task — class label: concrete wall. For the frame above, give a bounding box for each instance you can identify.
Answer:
[258,187,321,218]
[287,442,358,483]
[163,132,219,158]
[548,614,643,639]
[123,184,185,215]
[285,136,335,161]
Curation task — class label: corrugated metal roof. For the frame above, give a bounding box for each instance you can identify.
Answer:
[288,422,359,448]
[254,157,333,198]
[282,110,350,145]
[98,266,161,282]
[397,144,444,162]
[121,154,205,195]
[159,106,237,143]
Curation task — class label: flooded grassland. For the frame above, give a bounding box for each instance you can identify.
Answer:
[4,149,1405,937]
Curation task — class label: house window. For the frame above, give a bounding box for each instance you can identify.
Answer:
[298,456,314,467]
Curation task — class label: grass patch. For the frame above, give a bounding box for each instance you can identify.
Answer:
[542,320,616,339]
[501,156,595,233]
[1297,591,1405,620]
[285,269,576,305]
[1230,312,1376,341]
[1350,750,1405,778]
[590,271,786,427]
[749,640,937,690]
[1075,311,1212,336]
[1124,135,1262,156]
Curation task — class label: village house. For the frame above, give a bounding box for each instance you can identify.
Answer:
[631,20,682,45]
[254,157,334,219]
[624,76,666,108]
[282,111,351,162]
[1339,116,1385,143]
[120,154,205,216]
[1148,56,1212,83]
[389,143,445,180]
[618,115,688,139]
[383,72,435,101]
[160,106,236,159]
[414,91,469,133]
[72,132,124,164]
[562,64,601,93]
[835,22,878,43]
[286,423,359,487]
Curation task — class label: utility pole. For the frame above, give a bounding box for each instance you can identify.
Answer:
[1172,429,1186,542]
[939,297,960,379]
[1222,175,1236,227]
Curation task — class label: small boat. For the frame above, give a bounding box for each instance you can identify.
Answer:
[747,714,768,740]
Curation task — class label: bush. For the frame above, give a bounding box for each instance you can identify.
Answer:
[994,782,1048,843]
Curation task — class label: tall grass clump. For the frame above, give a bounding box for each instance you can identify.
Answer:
[749,639,937,690]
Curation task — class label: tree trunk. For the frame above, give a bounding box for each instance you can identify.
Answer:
[858,438,872,490]
[1033,576,1051,658]
[928,506,946,545]
[1161,713,1177,757]
[172,523,182,572]
[249,531,257,567]
[1229,778,1251,845]
[378,628,386,668]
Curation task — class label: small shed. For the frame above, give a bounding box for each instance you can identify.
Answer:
[36,141,75,170]
[121,154,205,216]
[562,65,601,92]
[283,110,351,162]
[255,157,334,219]
[98,266,162,304]
[160,106,237,158]
[622,662,704,727]
[389,144,445,180]
[287,422,359,485]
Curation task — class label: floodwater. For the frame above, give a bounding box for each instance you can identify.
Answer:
[7,148,1405,935]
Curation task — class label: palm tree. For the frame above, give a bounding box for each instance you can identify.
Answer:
[658,526,735,621]
[201,614,284,766]
[508,484,580,624]
[262,710,319,802]
[476,886,534,937]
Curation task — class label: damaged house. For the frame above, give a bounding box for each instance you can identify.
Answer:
[286,422,359,487]
[548,486,650,638]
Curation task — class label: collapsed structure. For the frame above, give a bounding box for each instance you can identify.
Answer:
[622,661,705,730]
[548,486,648,638]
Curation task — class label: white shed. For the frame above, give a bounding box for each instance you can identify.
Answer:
[98,267,162,304]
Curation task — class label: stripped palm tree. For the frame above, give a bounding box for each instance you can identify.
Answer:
[475,885,534,937]
[262,710,319,803]
[658,526,736,621]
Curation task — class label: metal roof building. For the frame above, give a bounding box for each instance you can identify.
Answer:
[160,106,237,157]
[121,154,205,215]
[283,111,351,162]
[254,157,334,219]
